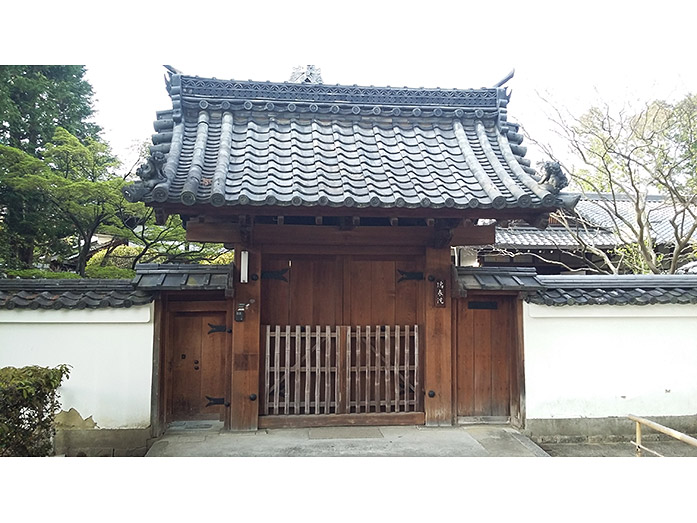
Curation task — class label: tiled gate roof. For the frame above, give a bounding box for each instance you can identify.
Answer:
[123,73,562,213]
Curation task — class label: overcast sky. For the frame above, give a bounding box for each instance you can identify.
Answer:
[7,0,696,174]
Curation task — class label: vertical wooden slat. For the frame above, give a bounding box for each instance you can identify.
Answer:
[404,325,410,412]
[394,326,400,413]
[264,325,271,415]
[315,325,321,414]
[356,326,362,413]
[335,326,341,413]
[284,325,290,415]
[294,325,301,414]
[414,325,420,411]
[384,326,391,413]
[345,326,351,413]
[304,326,311,414]
[374,327,381,412]
[365,326,371,413]
[273,325,280,415]
[324,326,331,413]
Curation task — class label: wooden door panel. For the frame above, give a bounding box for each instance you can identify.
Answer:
[171,314,202,419]
[472,308,492,415]
[200,312,227,420]
[169,311,227,421]
[456,297,515,418]
[456,302,474,415]
[491,300,511,416]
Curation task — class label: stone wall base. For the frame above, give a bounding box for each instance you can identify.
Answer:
[54,428,153,457]
[524,415,697,444]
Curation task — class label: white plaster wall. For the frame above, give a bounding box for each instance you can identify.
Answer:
[0,305,154,429]
[524,302,697,420]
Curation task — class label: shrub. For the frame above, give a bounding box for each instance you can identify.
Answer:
[4,269,81,279]
[0,365,70,457]
[84,265,135,279]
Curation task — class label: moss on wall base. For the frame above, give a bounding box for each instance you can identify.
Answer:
[54,427,152,457]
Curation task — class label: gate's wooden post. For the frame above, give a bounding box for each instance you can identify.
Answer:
[230,248,262,431]
[424,247,454,426]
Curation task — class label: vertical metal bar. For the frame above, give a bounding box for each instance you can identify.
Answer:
[273,325,280,415]
[294,325,301,414]
[315,325,321,414]
[284,325,290,415]
[413,325,420,412]
[304,326,311,414]
[264,325,271,415]
[394,325,401,413]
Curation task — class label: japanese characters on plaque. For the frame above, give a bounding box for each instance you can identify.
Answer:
[435,279,446,308]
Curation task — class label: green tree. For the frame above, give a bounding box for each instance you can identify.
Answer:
[0,66,99,156]
[0,145,73,268]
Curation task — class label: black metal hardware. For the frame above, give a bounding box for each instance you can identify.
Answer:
[468,301,498,310]
[235,308,245,322]
[428,390,436,398]
[251,273,259,281]
[249,394,257,401]
[194,360,199,364]
[205,396,230,407]
[208,323,231,334]
[181,354,186,359]
[428,275,435,282]
[397,270,424,282]
[261,268,289,282]
[194,366,200,370]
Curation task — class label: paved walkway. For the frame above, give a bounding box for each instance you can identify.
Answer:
[146,422,549,457]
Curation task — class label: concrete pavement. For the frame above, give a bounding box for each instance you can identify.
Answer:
[146,422,549,457]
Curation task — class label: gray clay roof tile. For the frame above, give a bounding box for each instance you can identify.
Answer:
[0,280,153,310]
[124,73,560,212]
[527,274,697,306]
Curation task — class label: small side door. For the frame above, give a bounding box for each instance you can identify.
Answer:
[168,310,228,421]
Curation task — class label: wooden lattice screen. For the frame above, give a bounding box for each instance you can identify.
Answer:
[262,325,420,416]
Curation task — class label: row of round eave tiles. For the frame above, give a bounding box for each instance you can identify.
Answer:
[196,99,488,119]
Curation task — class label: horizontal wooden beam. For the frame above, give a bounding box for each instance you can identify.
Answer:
[258,412,425,429]
[186,222,495,247]
[158,203,555,222]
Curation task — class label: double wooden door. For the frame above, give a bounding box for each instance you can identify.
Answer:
[167,306,229,421]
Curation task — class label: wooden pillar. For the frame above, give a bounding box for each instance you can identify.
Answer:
[423,247,454,426]
[229,248,262,431]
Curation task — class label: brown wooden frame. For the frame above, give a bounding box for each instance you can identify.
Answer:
[159,296,234,428]
[451,291,525,426]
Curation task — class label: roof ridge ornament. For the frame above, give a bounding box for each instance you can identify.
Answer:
[289,65,323,84]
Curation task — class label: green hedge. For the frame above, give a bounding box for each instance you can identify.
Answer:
[4,269,81,279]
[84,265,135,279]
[0,365,70,457]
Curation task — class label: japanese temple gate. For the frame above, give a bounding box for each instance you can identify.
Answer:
[123,68,569,432]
